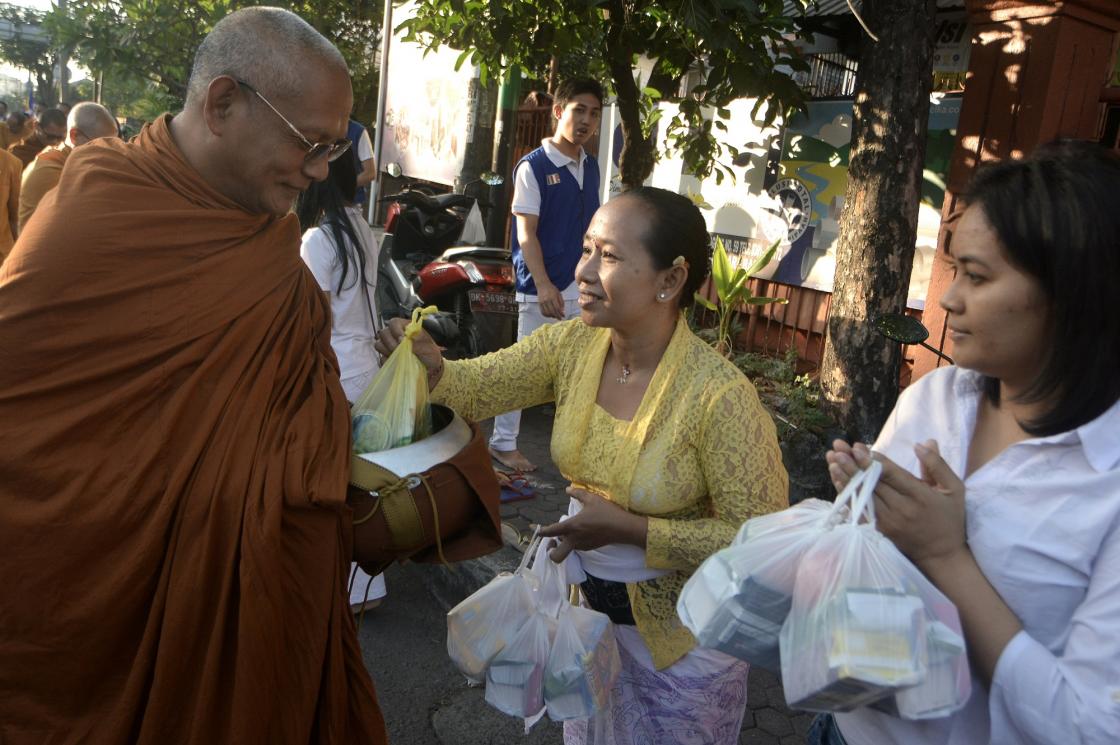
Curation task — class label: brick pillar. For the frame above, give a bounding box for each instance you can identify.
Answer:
[912,0,1120,378]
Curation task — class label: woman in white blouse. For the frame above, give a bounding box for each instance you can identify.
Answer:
[296,153,386,613]
[821,140,1120,745]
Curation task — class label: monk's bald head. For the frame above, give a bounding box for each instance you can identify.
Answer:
[67,102,118,146]
[186,7,347,106]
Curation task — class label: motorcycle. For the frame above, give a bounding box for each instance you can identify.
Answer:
[376,166,518,360]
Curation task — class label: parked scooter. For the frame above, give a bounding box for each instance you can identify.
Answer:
[376,164,517,359]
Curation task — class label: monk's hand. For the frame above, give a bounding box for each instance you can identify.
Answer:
[540,486,648,563]
[374,318,444,384]
[839,441,969,571]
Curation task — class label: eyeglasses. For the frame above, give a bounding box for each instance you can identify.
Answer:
[234,79,352,163]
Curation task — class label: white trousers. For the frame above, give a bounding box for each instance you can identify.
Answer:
[489,297,580,453]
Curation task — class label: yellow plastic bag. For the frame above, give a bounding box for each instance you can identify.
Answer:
[351,306,438,453]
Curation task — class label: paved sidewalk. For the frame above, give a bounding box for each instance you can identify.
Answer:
[469,405,813,744]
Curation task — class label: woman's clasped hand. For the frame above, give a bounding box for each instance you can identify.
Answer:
[825,440,967,570]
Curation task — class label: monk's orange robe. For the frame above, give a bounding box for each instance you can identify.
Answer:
[0,115,386,745]
[19,145,69,231]
[0,148,21,261]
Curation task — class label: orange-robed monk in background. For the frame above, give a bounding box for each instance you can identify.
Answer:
[0,8,388,745]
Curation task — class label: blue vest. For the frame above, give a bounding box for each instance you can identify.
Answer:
[347,120,369,207]
[511,146,600,295]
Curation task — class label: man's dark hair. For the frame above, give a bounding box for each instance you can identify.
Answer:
[39,108,66,129]
[617,187,711,309]
[554,78,604,109]
[965,139,1120,436]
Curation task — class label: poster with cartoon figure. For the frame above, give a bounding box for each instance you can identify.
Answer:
[761,95,961,308]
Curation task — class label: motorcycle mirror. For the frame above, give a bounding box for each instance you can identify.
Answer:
[873,312,955,364]
[480,171,504,187]
[873,312,928,345]
[386,162,403,178]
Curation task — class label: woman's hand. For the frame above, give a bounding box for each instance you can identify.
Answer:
[374,317,445,387]
[539,487,648,563]
[826,439,968,571]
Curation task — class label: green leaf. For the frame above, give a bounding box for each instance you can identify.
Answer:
[743,237,781,277]
[693,293,718,311]
[454,47,471,71]
[743,296,788,305]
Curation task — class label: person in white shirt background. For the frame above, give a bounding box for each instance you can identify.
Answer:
[297,152,387,613]
[489,78,603,473]
[818,140,1120,745]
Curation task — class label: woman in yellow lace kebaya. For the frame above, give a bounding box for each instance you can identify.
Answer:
[377,187,788,745]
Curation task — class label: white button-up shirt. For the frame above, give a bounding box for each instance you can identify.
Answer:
[836,366,1120,745]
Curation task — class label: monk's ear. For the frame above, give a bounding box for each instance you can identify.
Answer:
[202,76,242,137]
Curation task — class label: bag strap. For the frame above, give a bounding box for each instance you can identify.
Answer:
[847,460,883,527]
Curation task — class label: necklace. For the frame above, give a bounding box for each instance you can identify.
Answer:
[617,364,632,385]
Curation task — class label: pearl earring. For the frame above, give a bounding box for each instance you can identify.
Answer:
[658,292,667,300]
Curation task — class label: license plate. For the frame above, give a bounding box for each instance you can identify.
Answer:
[468,288,518,315]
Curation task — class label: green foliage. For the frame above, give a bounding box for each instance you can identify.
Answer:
[0,4,57,105]
[399,0,811,188]
[693,236,787,355]
[37,0,382,122]
[733,347,835,436]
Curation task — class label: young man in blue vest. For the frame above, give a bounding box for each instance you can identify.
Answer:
[489,78,603,472]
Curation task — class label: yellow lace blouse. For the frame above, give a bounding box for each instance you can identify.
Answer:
[433,316,788,669]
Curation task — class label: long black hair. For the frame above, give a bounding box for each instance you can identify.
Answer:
[296,151,372,299]
[965,140,1120,436]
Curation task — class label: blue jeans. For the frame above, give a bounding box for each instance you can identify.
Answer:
[806,715,849,745]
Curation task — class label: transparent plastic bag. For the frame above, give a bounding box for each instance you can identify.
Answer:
[544,602,621,721]
[446,538,541,683]
[779,462,970,718]
[679,498,841,671]
[351,305,437,453]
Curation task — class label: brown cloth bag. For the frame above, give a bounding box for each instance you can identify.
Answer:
[0,116,385,745]
[348,417,503,576]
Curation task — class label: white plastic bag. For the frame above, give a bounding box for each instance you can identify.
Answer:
[779,462,971,718]
[543,602,621,721]
[484,536,565,722]
[678,498,840,671]
[447,536,541,683]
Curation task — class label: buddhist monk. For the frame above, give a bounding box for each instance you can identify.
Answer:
[0,8,387,745]
[9,107,66,168]
[1,110,29,150]
[19,102,119,231]
[0,146,20,262]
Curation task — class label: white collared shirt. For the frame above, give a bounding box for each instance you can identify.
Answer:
[836,366,1120,745]
[510,138,588,216]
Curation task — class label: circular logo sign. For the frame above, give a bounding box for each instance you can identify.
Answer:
[766,178,813,243]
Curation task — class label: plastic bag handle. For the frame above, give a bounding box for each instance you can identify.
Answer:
[516,527,543,574]
[846,460,883,527]
[826,464,871,522]
[404,305,439,340]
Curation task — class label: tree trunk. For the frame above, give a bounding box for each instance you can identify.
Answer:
[604,0,656,189]
[818,0,936,443]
